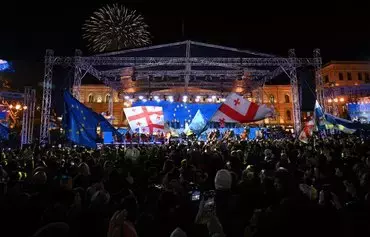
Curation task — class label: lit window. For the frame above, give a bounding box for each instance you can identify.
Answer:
[365,73,370,83]
[286,110,292,121]
[347,72,352,80]
[269,95,275,104]
[339,72,344,81]
[88,94,94,103]
[358,72,363,81]
[284,94,290,103]
[324,75,329,83]
[105,94,111,103]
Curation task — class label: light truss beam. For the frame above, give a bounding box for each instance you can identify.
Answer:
[75,56,319,67]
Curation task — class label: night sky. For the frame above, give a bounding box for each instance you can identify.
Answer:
[0,1,369,101]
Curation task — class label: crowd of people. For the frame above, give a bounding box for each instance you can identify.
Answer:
[0,132,370,237]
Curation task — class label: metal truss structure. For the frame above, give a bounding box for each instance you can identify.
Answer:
[21,87,36,148]
[40,40,322,143]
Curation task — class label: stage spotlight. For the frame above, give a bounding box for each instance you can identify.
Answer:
[139,95,144,100]
[142,99,147,102]
[168,96,174,102]
[154,95,159,100]
[182,95,188,103]
[221,98,226,102]
[195,97,200,102]
[211,95,216,100]
[333,98,338,103]
[207,98,212,102]
[196,95,201,99]
[124,95,130,100]
[339,98,344,102]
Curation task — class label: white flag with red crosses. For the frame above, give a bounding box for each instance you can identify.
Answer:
[298,119,315,143]
[211,93,274,124]
[123,106,165,134]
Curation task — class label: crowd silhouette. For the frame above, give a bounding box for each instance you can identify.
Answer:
[0,133,369,237]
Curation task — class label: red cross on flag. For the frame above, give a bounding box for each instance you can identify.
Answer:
[298,119,315,143]
[211,93,274,124]
[124,106,164,134]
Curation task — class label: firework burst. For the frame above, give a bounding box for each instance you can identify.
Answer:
[83,4,151,53]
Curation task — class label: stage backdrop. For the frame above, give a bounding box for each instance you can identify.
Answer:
[133,101,220,127]
[347,103,370,122]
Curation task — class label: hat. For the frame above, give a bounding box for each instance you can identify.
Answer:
[170,228,187,237]
[214,169,232,190]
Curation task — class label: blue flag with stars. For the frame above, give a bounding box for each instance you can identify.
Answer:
[0,123,9,140]
[63,91,103,148]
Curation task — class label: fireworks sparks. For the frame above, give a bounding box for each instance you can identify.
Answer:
[83,4,151,53]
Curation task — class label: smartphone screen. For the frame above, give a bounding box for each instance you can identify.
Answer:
[191,190,200,201]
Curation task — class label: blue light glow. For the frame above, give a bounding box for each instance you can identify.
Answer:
[0,59,10,72]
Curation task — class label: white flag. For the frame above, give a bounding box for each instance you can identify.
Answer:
[123,106,164,134]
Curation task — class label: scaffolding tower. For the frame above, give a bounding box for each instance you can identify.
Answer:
[21,87,36,148]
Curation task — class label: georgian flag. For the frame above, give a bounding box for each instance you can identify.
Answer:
[123,106,164,134]
[298,119,315,143]
[211,93,274,124]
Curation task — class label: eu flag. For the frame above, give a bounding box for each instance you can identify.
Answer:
[0,123,9,140]
[63,91,102,148]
